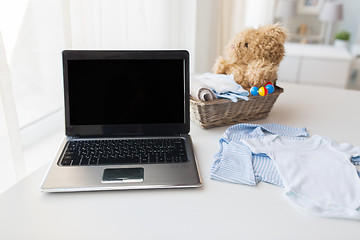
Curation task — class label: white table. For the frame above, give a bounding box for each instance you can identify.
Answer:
[1,82,360,239]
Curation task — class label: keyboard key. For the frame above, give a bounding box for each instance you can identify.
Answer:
[72,156,81,165]
[61,159,72,166]
[80,156,89,165]
[149,153,157,163]
[89,156,99,165]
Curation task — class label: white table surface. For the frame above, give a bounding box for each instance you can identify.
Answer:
[1,82,360,240]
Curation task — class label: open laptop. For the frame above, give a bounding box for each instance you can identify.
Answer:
[41,50,202,192]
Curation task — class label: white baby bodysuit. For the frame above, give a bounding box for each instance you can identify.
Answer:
[241,135,360,220]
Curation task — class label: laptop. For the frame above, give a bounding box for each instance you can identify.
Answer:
[41,50,202,192]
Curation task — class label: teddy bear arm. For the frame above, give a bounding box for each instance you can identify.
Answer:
[227,67,249,89]
[212,56,229,74]
[245,61,278,87]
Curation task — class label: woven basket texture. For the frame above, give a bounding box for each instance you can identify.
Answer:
[190,86,283,129]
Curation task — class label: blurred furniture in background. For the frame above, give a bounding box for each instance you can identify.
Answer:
[278,42,352,88]
[275,0,297,27]
[319,1,343,45]
[274,0,325,44]
[348,44,360,90]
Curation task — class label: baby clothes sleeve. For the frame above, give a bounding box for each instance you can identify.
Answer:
[211,140,256,185]
[325,137,360,158]
[326,137,360,178]
[351,156,360,166]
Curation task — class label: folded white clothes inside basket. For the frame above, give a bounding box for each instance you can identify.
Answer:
[190,73,249,102]
[190,76,217,101]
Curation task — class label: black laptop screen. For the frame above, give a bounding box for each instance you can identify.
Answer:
[67,59,185,126]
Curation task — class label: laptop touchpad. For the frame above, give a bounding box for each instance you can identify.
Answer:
[102,168,144,183]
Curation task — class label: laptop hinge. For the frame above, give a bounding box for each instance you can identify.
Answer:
[69,133,184,139]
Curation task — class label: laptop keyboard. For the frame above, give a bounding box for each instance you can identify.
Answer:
[59,138,188,166]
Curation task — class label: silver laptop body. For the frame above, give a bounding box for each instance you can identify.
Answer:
[41,50,201,192]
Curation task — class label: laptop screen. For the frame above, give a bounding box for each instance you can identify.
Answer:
[62,50,190,137]
[68,59,184,125]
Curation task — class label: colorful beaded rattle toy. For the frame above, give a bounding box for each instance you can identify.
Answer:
[250,82,275,96]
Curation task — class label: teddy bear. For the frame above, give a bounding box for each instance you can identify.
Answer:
[213,23,287,90]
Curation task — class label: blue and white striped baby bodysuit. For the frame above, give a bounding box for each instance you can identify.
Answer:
[211,123,309,187]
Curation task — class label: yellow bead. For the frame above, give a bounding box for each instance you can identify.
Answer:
[258,87,268,96]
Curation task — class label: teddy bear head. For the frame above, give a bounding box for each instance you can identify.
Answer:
[225,23,288,66]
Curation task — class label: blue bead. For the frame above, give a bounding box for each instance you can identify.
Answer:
[265,84,275,94]
[250,86,259,96]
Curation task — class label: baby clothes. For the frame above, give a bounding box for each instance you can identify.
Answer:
[190,75,217,101]
[211,123,309,187]
[241,135,360,220]
[191,73,249,102]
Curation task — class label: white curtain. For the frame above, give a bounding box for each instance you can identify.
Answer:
[0,32,26,192]
[0,0,199,192]
[3,0,198,130]
[65,0,197,68]
[215,0,276,57]
[216,0,247,57]
[0,0,276,192]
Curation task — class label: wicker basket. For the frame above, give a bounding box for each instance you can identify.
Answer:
[190,86,283,129]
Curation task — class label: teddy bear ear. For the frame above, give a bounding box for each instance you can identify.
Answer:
[260,23,288,44]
